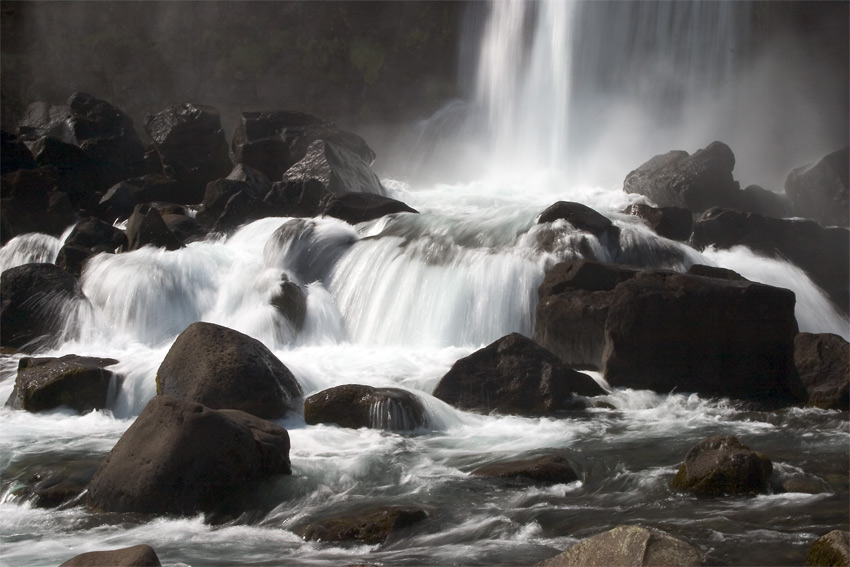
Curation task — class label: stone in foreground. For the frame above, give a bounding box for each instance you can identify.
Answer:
[671,435,772,497]
[60,544,161,567]
[806,530,850,567]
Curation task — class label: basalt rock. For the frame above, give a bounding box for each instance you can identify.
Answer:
[806,530,850,567]
[321,191,418,225]
[794,333,849,411]
[433,332,606,416]
[0,263,87,351]
[304,384,427,431]
[0,167,77,243]
[533,260,641,370]
[197,179,252,227]
[98,174,196,222]
[56,217,127,276]
[264,178,331,218]
[86,396,291,515]
[538,525,704,567]
[602,270,802,403]
[738,184,791,218]
[691,207,850,313]
[29,136,102,210]
[623,141,740,213]
[144,103,232,198]
[622,203,693,241]
[5,354,118,414]
[294,505,429,545]
[16,101,69,141]
[0,130,36,174]
[471,454,579,485]
[60,545,162,567]
[538,201,620,244]
[786,147,849,228]
[124,204,184,251]
[156,322,302,419]
[282,139,385,197]
[671,435,773,496]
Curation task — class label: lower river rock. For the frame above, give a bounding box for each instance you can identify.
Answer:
[86,396,291,515]
[59,544,162,567]
[806,530,850,567]
[471,454,579,484]
[294,505,429,545]
[671,435,773,497]
[794,332,850,411]
[304,384,427,431]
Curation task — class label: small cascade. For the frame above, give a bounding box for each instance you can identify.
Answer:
[368,389,428,432]
[0,233,64,272]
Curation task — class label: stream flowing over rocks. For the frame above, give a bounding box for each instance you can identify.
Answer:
[1,1,848,566]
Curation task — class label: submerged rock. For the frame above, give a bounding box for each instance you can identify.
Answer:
[270,274,307,331]
[156,322,302,419]
[471,454,579,485]
[304,384,427,431]
[538,201,620,244]
[294,505,429,545]
[806,530,850,567]
[60,544,162,567]
[794,333,850,411]
[86,396,291,515]
[671,435,773,497]
[786,147,849,228]
[538,525,704,566]
[5,354,118,414]
[433,333,606,416]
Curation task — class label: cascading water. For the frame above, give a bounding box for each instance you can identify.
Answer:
[1,2,848,566]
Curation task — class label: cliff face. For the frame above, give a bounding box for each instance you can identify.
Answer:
[0,1,467,135]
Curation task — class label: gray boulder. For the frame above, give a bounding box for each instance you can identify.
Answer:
[622,203,693,241]
[156,322,302,419]
[86,396,291,515]
[794,333,850,410]
[786,147,849,228]
[671,435,772,497]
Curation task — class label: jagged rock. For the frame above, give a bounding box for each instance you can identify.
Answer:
[433,333,606,416]
[321,191,418,224]
[144,103,232,197]
[602,270,801,403]
[471,454,579,484]
[786,147,849,228]
[304,384,427,431]
[806,530,850,567]
[86,396,291,515]
[538,201,620,244]
[0,130,37,174]
[124,204,183,251]
[282,139,385,196]
[691,207,849,313]
[671,435,773,496]
[16,101,69,141]
[622,203,693,241]
[623,141,740,212]
[533,260,640,370]
[98,174,196,221]
[5,354,118,413]
[537,525,704,566]
[156,322,302,419]
[60,544,162,567]
[264,178,331,218]
[294,506,429,545]
[794,333,849,410]
[56,217,127,276]
[0,263,86,351]
[197,178,251,226]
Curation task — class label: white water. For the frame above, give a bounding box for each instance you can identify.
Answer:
[2,1,849,566]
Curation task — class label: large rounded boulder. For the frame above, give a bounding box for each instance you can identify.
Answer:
[87,396,291,515]
[304,384,427,431]
[156,322,302,419]
[432,333,606,416]
[670,435,773,497]
[806,530,850,567]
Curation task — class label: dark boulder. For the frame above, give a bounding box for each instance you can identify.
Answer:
[270,274,307,331]
[210,190,279,235]
[124,204,184,251]
[538,525,704,567]
[144,103,232,197]
[282,139,385,196]
[432,333,606,416]
[623,141,740,212]
[55,244,97,278]
[264,178,331,218]
[685,264,746,281]
[0,263,86,351]
[0,130,37,174]
[60,545,162,567]
[61,92,146,188]
[197,178,252,227]
[86,396,291,515]
[231,110,376,181]
[602,270,801,403]
[294,506,428,545]
[738,184,791,218]
[5,354,118,413]
[0,167,76,243]
[691,207,849,313]
[622,203,693,241]
[794,333,849,411]
[786,147,849,228]
[98,174,196,221]
[806,530,850,567]
[670,435,773,496]
[304,384,427,431]
[16,101,69,141]
[156,322,302,419]
[160,213,206,244]
[226,163,273,195]
[538,201,620,243]
[56,217,127,276]
[29,136,102,210]
[533,260,640,370]
[471,454,579,484]
[321,191,418,225]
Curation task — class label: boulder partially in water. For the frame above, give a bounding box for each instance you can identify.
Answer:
[283,139,385,196]
[433,333,606,416]
[124,204,184,251]
[60,544,162,567]
[56,217,127,276]
[5,354,118,414]
[622,203,693,241]
[538,201,620,244]
[786,147,849,228]
[304,384,427,431]
[471,454,579,485]
[321,191,418,225]
[86,396,291,515]
[794,333,849,411]
[98,174,196,222]
[806,530,850,567]
[156,322,302,419]
[538,525,704,566]
[294,505,429,545]
[671,435,773,497]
